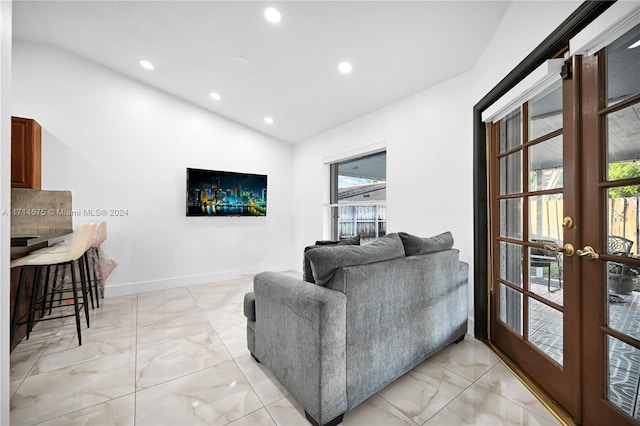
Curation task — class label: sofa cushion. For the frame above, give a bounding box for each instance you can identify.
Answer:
[303,235,361,283]
[315,235,361,246]
[306,233,405,286]
[398,231,454,256]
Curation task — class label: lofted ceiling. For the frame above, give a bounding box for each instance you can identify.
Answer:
[12,1,511,144]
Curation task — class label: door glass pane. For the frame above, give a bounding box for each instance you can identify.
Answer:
[500,108,522,152]
[500,242,523,287]
[529,194,564,244]
[529,135,563,191]
[607,187,639,257]
[608,335,640,420]
[606,104,640,180]
[500,152,522,195]
[529,299,563,365]
[529,247,563,305]
[500,198,522,239]
[529,80,563,140]
[606,23,640,107]
[608,260,640,337]
[500,283,522,335]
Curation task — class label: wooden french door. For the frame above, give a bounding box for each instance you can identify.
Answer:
[489,63,582,420]
[489,22,640,425]
[580,23,640,425]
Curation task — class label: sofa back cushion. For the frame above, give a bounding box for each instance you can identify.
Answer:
[303,235,361,283]
[398,231,454,256]
[305,233,405,286]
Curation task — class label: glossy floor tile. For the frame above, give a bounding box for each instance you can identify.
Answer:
[10,276,561,425]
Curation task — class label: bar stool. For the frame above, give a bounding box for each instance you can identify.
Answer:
[41,222,100,309]
[10,222,95,346]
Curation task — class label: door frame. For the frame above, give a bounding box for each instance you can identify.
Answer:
[473,1,615,340]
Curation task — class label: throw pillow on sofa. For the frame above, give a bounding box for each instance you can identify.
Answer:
[398,231,454,256]
[306,233,405,286]
[314,235,361,246]
[303,235,361,283]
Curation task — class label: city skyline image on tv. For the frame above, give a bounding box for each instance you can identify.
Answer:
[186,168,267,216]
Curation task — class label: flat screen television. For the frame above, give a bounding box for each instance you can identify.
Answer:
[186,168,267,217]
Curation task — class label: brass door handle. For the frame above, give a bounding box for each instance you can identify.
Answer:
[544,243,575,257]
[577,245,600,260]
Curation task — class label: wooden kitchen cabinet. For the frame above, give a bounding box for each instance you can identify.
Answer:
[11,116,42,189]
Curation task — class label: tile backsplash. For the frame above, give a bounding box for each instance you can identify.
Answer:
[11,188,73,235]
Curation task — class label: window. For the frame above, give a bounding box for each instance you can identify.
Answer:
[330,151,386,242]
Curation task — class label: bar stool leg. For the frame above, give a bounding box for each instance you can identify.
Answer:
[40,265,52,317]
[69,261,83,346]
[82,252,94,309]
[92,247,102,301]
[92,250,100,307]
[91,249,101,307]
[48,265,62,315]
[51,264,66,313]
[75,259,90,328]
[26,266,43,339]
[10,266,27,347]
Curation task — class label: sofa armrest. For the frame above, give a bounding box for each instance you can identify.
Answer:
[253,271,347,426]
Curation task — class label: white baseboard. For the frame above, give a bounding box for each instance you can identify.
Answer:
[467,317,475,338]
[103,265,291,297]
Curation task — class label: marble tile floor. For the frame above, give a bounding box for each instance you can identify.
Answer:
[10,275,561,426]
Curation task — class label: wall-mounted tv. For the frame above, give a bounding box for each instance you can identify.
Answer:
[186,168,267,217]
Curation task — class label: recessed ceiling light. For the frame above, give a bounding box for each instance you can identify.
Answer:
[209,92,222,101]
[264,116,274,124]
[629,39,640,49]
[140,60,154,70]
[264,7,281,24]
[338,62,353,74]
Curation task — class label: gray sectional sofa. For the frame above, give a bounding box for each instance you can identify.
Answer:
[243,232,468,426]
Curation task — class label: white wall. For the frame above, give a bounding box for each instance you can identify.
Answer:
[292,0,582,335]
[469,1,582,102]
[12,41,297,295]
[0,2,11,423]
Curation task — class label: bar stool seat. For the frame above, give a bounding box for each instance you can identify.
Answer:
[11,222,96,347]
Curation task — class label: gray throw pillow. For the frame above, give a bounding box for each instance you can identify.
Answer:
[303,235,361,283]
[315,235,361,246]
[398,231,454,256]
[306,233,405,286]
